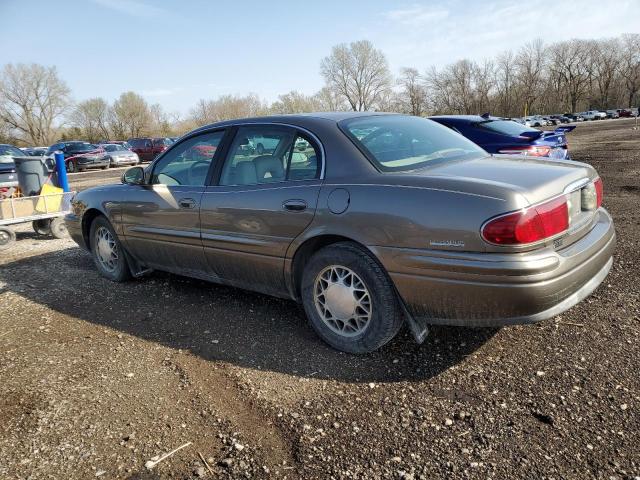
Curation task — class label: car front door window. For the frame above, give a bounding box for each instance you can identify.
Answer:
[151,131,224,186]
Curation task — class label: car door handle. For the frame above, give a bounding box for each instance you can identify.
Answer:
[282,199,307,211]
[179,198,196,209]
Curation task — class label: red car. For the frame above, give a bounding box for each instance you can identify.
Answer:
[127,137,173,162]
[616,109,633,118]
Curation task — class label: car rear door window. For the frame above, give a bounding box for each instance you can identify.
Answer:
[219,126,295,186]
[150,131,225,186]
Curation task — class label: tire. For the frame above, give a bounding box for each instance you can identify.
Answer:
[101,165,108,170]
[0,227,16,251]
[66,160,77,173]
[107,156,114,167]
[256,143,265,155]
[89,215,131,282]
[50,217,68,239]
[301,242,404,353]
[33,219,52,235]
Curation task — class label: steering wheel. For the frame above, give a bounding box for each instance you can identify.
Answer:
[186,160,210,185]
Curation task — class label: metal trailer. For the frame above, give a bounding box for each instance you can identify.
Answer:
[0,191,76,250]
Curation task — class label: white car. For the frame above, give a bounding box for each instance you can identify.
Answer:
[579,110,607,121]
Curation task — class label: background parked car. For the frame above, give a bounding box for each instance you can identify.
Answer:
[44,141,109,172]
[127,137,173,162]
[616,109,633,118]
[97,140,132,149]
[99,143,140,167]
[549,114,571,124]
[579,110,607,120]
[430,115,575,159]
[21,147,47,156]
[0,144,22,188]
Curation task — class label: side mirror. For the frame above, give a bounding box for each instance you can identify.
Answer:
[122,166,145,185]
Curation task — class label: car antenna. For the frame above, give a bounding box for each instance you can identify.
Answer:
[480,112,491,119]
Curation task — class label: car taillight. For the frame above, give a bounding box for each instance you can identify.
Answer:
[498,145,552,157]
[482,196,569,245]
[594,177,603,208]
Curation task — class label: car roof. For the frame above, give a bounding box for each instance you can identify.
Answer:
[191,111,400,134]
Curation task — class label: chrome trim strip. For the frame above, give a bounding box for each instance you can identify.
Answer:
[321,183,506,201]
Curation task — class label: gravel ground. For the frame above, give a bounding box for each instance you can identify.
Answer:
[1,119,638,479]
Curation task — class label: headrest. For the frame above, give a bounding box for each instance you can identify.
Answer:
[253,155,284,182]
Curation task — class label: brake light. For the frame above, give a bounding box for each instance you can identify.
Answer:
[594,177,603,208]
[498,145,552,157]
[482,196,569,245]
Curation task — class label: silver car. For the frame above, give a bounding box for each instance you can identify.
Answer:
[100,144,140,168]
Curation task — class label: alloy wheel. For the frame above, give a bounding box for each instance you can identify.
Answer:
[313,265,372,337]
[95,226,118,272]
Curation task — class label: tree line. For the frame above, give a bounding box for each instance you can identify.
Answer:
[1,34,639,146]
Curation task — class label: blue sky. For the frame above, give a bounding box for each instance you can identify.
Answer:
[2,0,639,115]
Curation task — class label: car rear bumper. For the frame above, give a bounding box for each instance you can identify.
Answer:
[374,209,615,327]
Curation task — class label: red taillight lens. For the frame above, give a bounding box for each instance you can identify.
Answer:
[482,196,569,245]
[498,145,552,157]
[594,177,603,208]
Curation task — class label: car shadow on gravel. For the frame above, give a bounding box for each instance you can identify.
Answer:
[1,248,498,383]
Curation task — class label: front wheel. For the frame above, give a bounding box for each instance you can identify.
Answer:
[89,216,131,282]
[301,242,404,353]
[66,160,77,173]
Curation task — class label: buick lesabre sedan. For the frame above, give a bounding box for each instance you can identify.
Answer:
[66,113,615,353]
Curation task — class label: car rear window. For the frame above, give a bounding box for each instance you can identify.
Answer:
[340,115,486,172]
[476,119,540,136]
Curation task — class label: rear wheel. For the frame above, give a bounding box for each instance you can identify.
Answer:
[89,216,131,282]
[33,219,52,235]
[0,227,16,250]
[66,160,77,173]
[301,242,404,353]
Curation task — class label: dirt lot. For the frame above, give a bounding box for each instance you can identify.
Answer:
[1,119,638,479]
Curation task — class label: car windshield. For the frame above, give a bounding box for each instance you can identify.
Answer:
[340,115,486,172]
[0,145,25,157]
[68,143,96,152]
[104,144,126,152]
[477,119,540,136]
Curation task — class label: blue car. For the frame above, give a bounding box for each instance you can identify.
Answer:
[430,114,575,160]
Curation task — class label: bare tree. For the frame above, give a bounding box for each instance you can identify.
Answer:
[313,86,348,111]
[549,39,592,112]
[270,91,319,114]
[495,51,517,116]
[397,67,428,116]
[320,40,392,111]
[589,39,622,109]
[515,39,547,115]
[190,94,265,125]
[0,63,71,145]
[110,91,152,138]
[620,34,640,107]
[69,97,111,142]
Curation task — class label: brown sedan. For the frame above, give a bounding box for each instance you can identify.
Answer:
[65,113,615,353]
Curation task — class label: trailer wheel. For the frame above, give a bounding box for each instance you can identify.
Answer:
[0,227,16,250]
[50,217,68,239]
[33,219,52,235]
